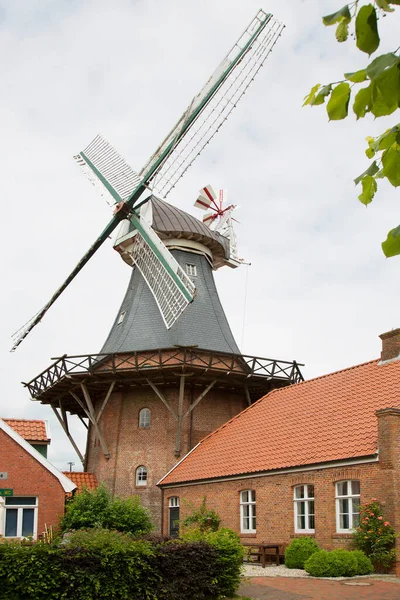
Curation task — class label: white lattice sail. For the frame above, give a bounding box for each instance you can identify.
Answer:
[128,216,196,329]
[74,135,142,205]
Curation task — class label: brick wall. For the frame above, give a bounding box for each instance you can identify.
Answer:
[0,430,66,538]
[161,462,382,548]
[86,383,246,529]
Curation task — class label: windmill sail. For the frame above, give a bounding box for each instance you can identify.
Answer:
[140,10,284,197]
[74,135,142,205]
[128,214,196,328]
[12,9,284,350]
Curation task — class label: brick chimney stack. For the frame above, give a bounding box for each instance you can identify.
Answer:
[379,328,400,362]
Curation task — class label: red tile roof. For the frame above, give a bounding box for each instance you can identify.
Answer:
[63,472,98,493]
[3,419,49,443]
[160,359,400,486]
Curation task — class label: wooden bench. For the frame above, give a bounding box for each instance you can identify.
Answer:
[242,542,282,568]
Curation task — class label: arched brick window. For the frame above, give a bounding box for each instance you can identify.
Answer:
[138,408,151,429]
[136,466,148,486]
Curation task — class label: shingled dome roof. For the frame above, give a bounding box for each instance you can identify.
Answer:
[149,196,230,264]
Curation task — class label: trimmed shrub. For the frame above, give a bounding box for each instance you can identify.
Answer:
[284,537,319,569]
[0,527,243,600]
[304,549,373,577]
[352,550,375,575]
[60,486,152,536]
[181,526,244,598]
[206,528,244,598]
[155,540,219,600]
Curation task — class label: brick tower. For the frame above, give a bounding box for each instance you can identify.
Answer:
[26,197,303,530]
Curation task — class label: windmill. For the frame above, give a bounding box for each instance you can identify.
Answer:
[12,9,284,351]
[22,10,304,532]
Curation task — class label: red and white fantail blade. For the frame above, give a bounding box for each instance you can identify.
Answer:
[202,212,216,226]
[200,184,219,210]
[194,192,212,211]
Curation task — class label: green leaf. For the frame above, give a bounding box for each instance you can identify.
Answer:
[365,147,375,158]
[376,0,395,11]
[373,63,400,113]
[326,82,351,120]
[345,69,368,83]
[382,143,400,186]
[377,126,400,150]
[303,83,321,106]
[336,19,350,42]
[371,84,398,118]
[355,4,380,55]
[358,175,377,205]
[382,225,400,258]
[366,53,400,79]
[323,5,351,25]
[311,84,332,105]
[354,160,379,185]
[353,83,375,118]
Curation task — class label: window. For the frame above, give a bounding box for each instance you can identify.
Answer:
[4,497,38,538]
[335,480,360,532]
[240,490,256,533]
[136,466,148,486]
[169,497,180,538]
[117,310,126,325]
[186,264,197,277]
[139,408,151,429]
[294,485,315,533]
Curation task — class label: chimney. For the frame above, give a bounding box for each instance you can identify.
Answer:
[379,328,400,362]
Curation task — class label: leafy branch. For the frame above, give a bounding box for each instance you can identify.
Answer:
[304,2,400,257]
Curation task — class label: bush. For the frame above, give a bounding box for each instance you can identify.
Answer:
[284,537,319,569]
[181,526,244,598]
[155,540,219,600]
[353,499,396,571]
[0,528,243,600]
[182,497,221,533]
[60,485,152,536]
[304,549,373,577]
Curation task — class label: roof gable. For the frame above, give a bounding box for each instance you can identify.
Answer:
[0,419,76,493]
[159,359,400,486]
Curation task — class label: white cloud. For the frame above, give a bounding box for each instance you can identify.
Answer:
[1,0,399,470]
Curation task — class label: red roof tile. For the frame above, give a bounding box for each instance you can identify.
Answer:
[160,359,400,485]
[3,419,49,443]
[63,472,98,493]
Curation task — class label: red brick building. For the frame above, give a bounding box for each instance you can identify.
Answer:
[0,419,76,539]
[159,329,400,573]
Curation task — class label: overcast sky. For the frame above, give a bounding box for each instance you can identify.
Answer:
[1,0,399,471]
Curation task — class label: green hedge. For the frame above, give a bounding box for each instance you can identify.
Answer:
[284,537,319,569]
[304,549,373,577]
[0,527,243,600]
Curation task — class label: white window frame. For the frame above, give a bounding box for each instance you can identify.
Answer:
[169,496,180,508]
[138,408,151,429]
[2,497,38,539]
[240,490,256,533]
[186,264,197,277]
[335,480,360,533]
[136,466,148,487]
[294,484,315,533]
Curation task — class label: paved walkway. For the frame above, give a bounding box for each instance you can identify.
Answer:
[238,576,400,600]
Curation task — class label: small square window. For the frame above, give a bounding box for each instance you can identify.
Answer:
[186,264,197,277]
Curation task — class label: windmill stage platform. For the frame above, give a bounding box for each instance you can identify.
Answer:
[25,348,304,417]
